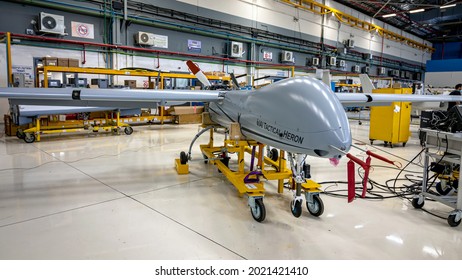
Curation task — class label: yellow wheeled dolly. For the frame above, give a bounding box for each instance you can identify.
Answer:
[434,168,459,196]
[16,111,134,143]
[175,125,323,222]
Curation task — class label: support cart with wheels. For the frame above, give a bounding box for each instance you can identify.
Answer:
[175,125,324,222]
[415,128,462,227]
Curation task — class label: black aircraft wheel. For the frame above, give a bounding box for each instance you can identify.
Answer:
[24,133,35,143]
[452,180,459,190]
[436,182,452,196]
[250,198,266,222]
[307,195,324,217]
[180,151,188,165]
[16,130,25,139]
[268,148,279,162]
[447,213,461,227]
[124,126,133,135]
[411,196,424,209]
[291,199,302,218]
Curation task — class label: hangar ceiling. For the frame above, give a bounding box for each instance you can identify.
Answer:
[334,0,462,42]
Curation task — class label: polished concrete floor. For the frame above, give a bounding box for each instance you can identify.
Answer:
[0,118,461,260]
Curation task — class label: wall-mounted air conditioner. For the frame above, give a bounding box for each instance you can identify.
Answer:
[230,41,243,58]
[361,66,370,74]
[352,65,360,73]
[135,31,155,46]
[363,53,373,60]
[389,69,400,77]
[345,39,355,48]
[338,60,346,67]
[39,12,65,35]
[311,57,319,66]
[328,56,337,66]
[281,50,294,62]
[378,67,386,75]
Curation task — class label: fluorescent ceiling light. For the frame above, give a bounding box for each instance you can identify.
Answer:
[409,8,425,13]
[383,13,397,18]
[440,4,456,9]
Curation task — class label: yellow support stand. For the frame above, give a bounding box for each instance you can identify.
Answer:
[175,126,323,222]
[175,159,189,174]
[18,111,135,143]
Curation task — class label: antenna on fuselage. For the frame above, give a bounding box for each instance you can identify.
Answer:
[186,60,212,88]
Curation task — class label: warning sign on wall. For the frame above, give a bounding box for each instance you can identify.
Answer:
[71,22,95,39]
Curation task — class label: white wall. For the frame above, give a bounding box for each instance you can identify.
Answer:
[425,72,462,88]
[177,0,432,64]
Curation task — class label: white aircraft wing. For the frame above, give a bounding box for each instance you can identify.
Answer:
[335,93,461,107]
[0,87,224,108]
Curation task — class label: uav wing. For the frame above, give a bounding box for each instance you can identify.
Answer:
[0,87,225,108]
[335,92,462,107]
[336,73,459,107]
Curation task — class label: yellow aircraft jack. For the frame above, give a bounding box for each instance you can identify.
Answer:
[16,111,134,143]
[175,125,323,222]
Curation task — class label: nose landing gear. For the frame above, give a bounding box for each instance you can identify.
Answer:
[288,153,324,218]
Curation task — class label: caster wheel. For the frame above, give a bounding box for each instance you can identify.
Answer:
[384,141,388,147]
[124,127,133,135]
[24,133,35,143]
[16,130,25,139]
[180,151,188,165]
[369,139,374,145]
[112,128,119,133]
[402,142,406,147]
[307,195,324,217]
[447,213,461,227]
[435,182,451,196]
[291,199,302,218]
[202,154,208,164]
[250,198,266,222]
[411,196,424,209]
[268,148,279,162]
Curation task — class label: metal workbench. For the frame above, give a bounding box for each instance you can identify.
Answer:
[415,128,462,226]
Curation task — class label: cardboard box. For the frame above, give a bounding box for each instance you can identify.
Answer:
[124,80,137,89]
[177,113,202,124]
[229,122,243,140]
[58,58,69,67]
[89,112,106,119]
[4,114,14,136]
[202,112,217,125]
[42,57,58,66]
[68,58,79,67]
[392,82,401,89]
[167,106,204,115]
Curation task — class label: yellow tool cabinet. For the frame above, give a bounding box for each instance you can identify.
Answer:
[369,87,412,148]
